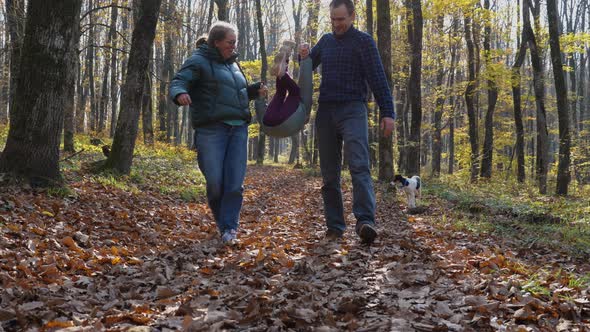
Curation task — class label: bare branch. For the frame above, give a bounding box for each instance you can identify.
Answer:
[80,3,131,22]
[80,23,132,46]
[78,44,128,55]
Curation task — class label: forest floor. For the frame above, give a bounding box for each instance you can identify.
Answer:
[1,159,590,331]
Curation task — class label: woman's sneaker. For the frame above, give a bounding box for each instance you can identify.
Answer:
[221,229,237,245]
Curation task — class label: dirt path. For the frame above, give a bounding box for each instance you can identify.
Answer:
[1,165,588,331]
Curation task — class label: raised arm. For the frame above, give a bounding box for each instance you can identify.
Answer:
[299,35,325,70]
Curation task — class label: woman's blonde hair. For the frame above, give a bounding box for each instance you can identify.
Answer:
[196,34,208,47]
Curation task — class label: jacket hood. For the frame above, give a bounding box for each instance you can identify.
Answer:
[195,44,239,64]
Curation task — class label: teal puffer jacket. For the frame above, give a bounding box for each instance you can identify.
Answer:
[169,44,258,128]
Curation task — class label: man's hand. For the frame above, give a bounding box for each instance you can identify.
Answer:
[380,117,395,137]
[299,43,310,59]
[176,93,192,106]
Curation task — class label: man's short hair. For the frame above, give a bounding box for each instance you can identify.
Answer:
[329,0,354,15]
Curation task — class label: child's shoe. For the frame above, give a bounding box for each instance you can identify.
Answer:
[271,40,296,78]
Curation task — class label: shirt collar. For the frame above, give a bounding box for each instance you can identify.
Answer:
[333,25,355,40]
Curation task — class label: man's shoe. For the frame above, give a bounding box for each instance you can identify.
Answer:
[358,224,377,245]
[325,229,342,242]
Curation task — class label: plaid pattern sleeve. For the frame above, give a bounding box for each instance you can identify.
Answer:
[309,35,325,70]
[359,34,395,120]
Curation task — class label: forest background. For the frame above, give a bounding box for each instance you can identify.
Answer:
[0,0,589,196]
[1,0,590,330]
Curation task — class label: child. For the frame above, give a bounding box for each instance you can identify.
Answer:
[263,40,302,127]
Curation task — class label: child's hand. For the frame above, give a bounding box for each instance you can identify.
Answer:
[299,43,310,59]
[258,83,268,97]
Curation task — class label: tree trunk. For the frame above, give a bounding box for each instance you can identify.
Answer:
[214,0,228,21]
[464,14,479,182]
[4,0,25,125]
[120,1,130,84]
[88,52,98,132]
[77,60,89,133]
[207,0,214,29]
[365,0,378,169]
[156,42,168,139]
[142,64,154,145]
[97,5,118,134]
[244,0,254,60]
[110,5,119,138]
[0,31,7,124]
[480,0,498,179]
[580,1,588,135]
[273,138,279,163]
[448,100,456,175]
[565,2,578,138]
[366,0,373,35]
[527,0,549,194]
[63,12,82,153]
[307,0,320,167]
[511,28,527,183]
[163,1,176,142]
[547,0,571,195]
[0,0,82,186]
[98,65,109,134]
[255,0,267,165]
[431,15,445,177]
[395,84,408,173]
[104,0,162,174]
[87,8,97,132]
[447,19,459,175]
[405,0,423,176]
[288,0,304,165]
[1,29,9,124]
[377,0,393,182]
[568,53,578,136]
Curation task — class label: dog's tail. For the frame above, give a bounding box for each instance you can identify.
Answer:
[415,176,422,198]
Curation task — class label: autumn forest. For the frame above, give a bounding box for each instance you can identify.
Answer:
[1,0,590,330]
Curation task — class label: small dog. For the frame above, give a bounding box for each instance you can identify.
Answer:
[392,175,421,208]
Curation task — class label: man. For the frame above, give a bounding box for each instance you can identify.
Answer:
[300,0,395,245]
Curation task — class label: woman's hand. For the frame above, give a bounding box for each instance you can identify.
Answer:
[258,83,268,98]
[176,93,192,106]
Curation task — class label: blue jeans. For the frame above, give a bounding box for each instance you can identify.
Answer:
[193,122,248,234]
[316,101,376,236]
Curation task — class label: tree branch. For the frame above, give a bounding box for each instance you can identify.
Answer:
[80,4,131,22]
[78,44,128,55]
[80,23,132,46]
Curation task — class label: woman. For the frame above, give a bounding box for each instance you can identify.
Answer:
[169,22,265,244]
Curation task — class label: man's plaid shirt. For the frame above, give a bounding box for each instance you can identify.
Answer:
[309,26,395,119]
